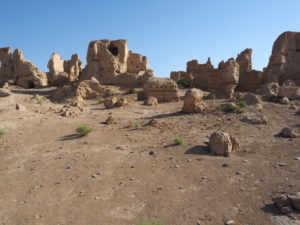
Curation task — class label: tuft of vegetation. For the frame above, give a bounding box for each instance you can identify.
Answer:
[135,122,142,130]
[177,79,191,88]
[76,125,92,136]
[174,137,184,145]
[237,100,247,108]
[0,129,5,136]
[98,97,104,104]
[135,219,165,225]
[217,101,247,113]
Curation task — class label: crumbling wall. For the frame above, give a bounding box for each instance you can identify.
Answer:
[264,31,300,85]
[0,47,13,86]
[81,39,153,87]
[0,47,48,88]
[236,48,265,92]
[143,78,179,102]
[187,58,239,98]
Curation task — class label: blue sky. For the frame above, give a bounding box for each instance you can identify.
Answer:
[1,0,300,77]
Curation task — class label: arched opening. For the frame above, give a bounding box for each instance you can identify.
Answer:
[28,81,35,89]
[108,45,118,56]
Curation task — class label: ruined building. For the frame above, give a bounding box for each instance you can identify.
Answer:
[0,47,47,88]
[171,57,240,98]
[81,39,153,87]
[236,48,265,92]
[143,78,179,102]
[264,31,300,85]
[47,53,82,86]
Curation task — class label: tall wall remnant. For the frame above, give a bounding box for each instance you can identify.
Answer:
[47,53,82,86]
[236,48,265,92]
[81,39,153,87]
[171,57,239,98]
[0,47,48,88]
[264,31,300,85]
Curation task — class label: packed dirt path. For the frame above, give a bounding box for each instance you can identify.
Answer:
[0,87,300,225]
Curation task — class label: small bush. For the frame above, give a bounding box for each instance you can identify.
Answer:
[135,219,164,225]
[215,105,222,110]
[98,97,104,104]
[237,100,247,108]
[135,122,142,130]
[0,129,5,136]
[177,79,191,88]
[76,125,92,136]
[174,137,184,145]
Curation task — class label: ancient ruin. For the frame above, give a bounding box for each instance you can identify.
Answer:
[171,57,240,98]
[236,48,265,92]
[143,78,180,102]
[0,47,48,88]
[264,32,300,85]
[47,53,82,86]
[81,39,153,87]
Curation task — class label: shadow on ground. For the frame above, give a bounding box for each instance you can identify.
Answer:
[185,145,211,156]
[11,89,56,96]
[146,112,182,119]
[60,134,84,141]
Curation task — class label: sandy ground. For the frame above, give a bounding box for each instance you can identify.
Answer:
[0,86,300,225]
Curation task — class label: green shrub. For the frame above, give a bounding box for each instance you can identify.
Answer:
[177,79,191,88]
[237,100,247,108]
[135,219,164,225]
[174,137,184,145]
[98,97,104,104]
[0,129,5,136]
[76,125,92,136]
[135,122,142,130]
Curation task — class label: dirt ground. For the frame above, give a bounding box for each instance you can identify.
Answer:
[0,86,299,225]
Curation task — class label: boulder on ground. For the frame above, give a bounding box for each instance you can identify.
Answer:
[116,97,128,107]
[242,113,267,125]
[278,86,300,100]
[104,116,114,125]
[209,131,240,156]
[144,96,158,106]
[181,88,207,113]
[104,97,118,109]
[279,127,297,138]
[279,97,289,104]
[288,192,300,211]
[273,192,300,213]
[242,93,260,105]
[0,88,10,97]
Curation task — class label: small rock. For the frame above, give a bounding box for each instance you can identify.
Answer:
[144,96,158,106]
[225,220,235,225]
[279,127,297,138]
[294,157,300,161]
[273,194,290,208]
[287,192,300,211]
[116,97,128,107]
[242,113,267,125]
[104,116,114,125]
[0,88,10,97]
[91,174,97,178]
[149,151,155,156]
[279,97,290,104]
[280,206,292,214]
[222,163,230,167]
[242,93,260,105]
[16,103,27,111]
[104,97,117,109]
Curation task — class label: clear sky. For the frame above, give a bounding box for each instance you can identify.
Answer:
[1,0,300,77]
